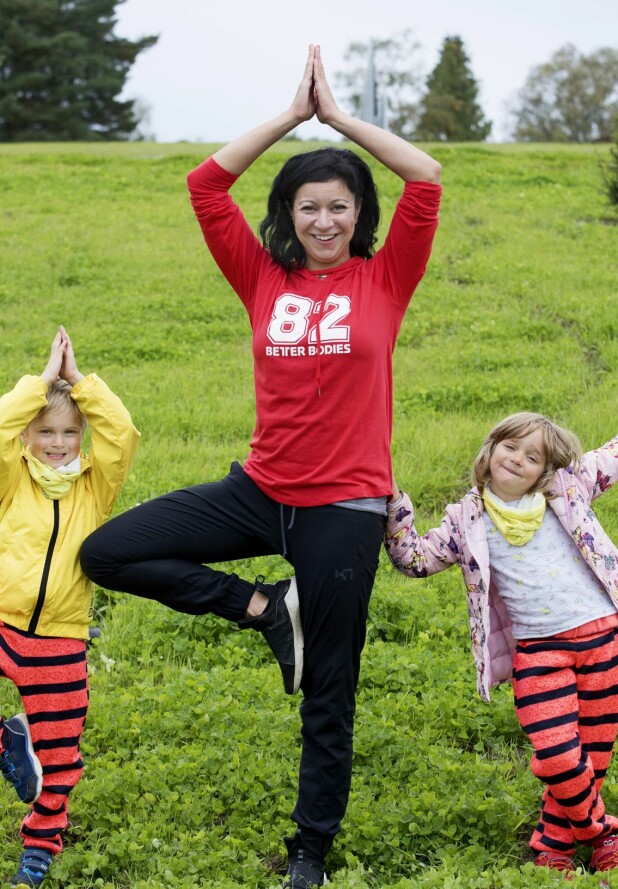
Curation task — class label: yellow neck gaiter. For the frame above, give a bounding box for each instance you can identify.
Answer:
[24,448,81,500]
[482,487,546,546]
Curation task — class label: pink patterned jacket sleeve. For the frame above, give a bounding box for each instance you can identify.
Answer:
[384,492,464,577]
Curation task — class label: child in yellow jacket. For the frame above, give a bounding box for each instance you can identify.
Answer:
[0,327,140,889]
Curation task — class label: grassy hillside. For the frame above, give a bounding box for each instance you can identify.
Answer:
[0,140,617,888]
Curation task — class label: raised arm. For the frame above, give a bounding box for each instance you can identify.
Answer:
[578,434,618,501]
[212,45,317,176]
[71,375,140,519]
[313,45,441,184]
[0,377,47,500]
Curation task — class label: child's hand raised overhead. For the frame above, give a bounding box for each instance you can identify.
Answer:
[58,326,84,386]
[40,328,66,387]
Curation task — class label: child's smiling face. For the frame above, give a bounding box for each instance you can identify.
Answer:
[22,407,83,468]
[489,428,546,501]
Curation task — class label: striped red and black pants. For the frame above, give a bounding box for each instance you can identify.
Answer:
[513,616,618,855]
[0,622,88,855]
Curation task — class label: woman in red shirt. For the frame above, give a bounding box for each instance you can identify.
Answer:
[82,45,441,889]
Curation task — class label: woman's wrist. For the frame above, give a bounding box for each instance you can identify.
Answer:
[388,491,404,509]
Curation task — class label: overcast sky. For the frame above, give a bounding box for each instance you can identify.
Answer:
[114,0,616,143]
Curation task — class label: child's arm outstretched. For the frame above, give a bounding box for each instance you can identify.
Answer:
[578,434,618,501]
[384,487,464,578]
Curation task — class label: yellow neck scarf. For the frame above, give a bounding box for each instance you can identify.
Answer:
[482,487,546,546]
[24,448,81,500]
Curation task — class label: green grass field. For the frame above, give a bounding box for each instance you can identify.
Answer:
[1,139,617,888]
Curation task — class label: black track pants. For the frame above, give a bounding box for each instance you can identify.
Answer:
[81,462,384,837]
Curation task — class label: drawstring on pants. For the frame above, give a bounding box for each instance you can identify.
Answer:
[280,504,296,558]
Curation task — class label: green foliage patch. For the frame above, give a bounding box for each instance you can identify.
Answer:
[0,140,616,887]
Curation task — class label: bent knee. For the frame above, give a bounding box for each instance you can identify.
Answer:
[79,528,109,582]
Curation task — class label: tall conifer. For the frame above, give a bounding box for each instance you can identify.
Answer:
[417,36,491,142]
[0,0,157,141]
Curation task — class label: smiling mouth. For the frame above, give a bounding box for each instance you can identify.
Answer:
[313,234,336,242]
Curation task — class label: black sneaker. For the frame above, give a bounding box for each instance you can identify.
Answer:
[1,714,43,804]
[282,856,327,888]
[239,577,303,694]
[10,847,53,888]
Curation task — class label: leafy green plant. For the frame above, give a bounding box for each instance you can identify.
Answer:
[600,134,618,208]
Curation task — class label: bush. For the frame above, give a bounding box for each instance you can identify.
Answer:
[600,134,618,207]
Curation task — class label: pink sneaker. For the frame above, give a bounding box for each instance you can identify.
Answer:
[591,834,618,872]
[534,851,575,879]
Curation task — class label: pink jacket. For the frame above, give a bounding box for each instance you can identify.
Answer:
[384,435,618,701]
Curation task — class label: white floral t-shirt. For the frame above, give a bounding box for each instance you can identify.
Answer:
[484,507,617,639]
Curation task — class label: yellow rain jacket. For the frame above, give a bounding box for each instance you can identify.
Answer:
[0,374,140,639]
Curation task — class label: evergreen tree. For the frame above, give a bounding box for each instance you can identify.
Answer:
[0,0,158,141]
[416,36,491,142]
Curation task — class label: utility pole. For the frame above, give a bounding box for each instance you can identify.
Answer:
[358,43,386,128]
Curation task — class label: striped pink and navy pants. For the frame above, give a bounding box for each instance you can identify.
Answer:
[0,621,88,855]
[513,615,618,855]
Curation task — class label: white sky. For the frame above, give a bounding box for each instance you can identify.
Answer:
[115,0,617,143]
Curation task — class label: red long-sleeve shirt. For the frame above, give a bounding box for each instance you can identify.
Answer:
[188,157,441,507]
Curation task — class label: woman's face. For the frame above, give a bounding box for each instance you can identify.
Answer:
[290,179,360,271]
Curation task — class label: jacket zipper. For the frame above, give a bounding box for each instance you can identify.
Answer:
[28,499,60,634]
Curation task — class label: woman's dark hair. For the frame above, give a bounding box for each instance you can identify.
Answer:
[259,147,380,270]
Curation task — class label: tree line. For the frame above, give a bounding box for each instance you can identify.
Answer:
[336,32,618,144]
[0,2,616,144]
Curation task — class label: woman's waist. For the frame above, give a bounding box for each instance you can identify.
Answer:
[244,454,392,508]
